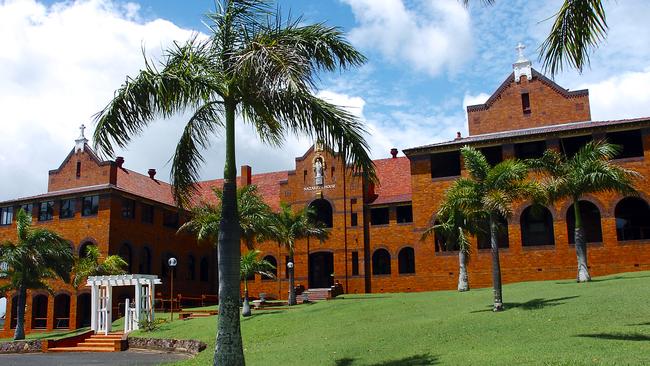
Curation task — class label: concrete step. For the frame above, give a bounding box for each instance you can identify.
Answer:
[51,347,115,353]
[78,341,116,347]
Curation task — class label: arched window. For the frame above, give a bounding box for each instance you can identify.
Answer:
[186,255,195,281]
[139,247,152,274]
[53,293,70,329]
[567,201,603,244]
[32,294,48,329]
[372,249,391,275]
[309,199,333,228]
[79,241,95,258]
[262,255,277,280]
[200,257,209,282]
[521,205,555,246]
[477,214,510,249]
[615,197,650,241]
[398,247,415,274]
[118,243,132,273]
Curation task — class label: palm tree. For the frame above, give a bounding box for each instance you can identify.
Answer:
[240,249,275,317]
[265,204,328,306]
[93,2,374,363]
[463,0,607,77]
[0,209,74,340]
[180,185,274,250]
[421,187,484,292]
[72,245,128,288]
[528,140,640,282]
[452,146,543,311]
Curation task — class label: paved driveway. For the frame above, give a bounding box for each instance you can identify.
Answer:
[0,350,191,366]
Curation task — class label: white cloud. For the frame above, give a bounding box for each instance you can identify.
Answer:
[578,68,650,121]
[318,89,465,157]
[462,92,489,109]
[341,0,472,77]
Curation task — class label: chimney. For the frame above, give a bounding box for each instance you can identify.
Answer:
[390,148,398,159]
[115,156,125,168]
[148,169,156,179]
[241,165,252,187]
[455,132,462,140]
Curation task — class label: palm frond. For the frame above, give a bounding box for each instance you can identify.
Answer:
[539,0,608,76]
[460,146,490,182]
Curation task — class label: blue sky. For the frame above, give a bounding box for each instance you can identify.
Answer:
[2,0,650,201]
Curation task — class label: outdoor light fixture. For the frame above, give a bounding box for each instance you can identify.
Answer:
[287,261,294,269]
[168,257,177,321]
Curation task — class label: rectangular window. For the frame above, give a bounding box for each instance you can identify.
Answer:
[163,210,179,228]
[59,199,75,219]
[19,204,33,221]
[370,207,390,226]
[81,195,99,217]
[141,203,154,224]
[430,150,461,178]
[121,198,135,219]
[606,129,644,159]
[351,212,358,227]
[479,146,503,167]
[396,205,413,223]
[38,201,54,221]
[515,140,546,160]
[76,161,81,178]
[351,251,359,276]
[521,92,531,114]
[0,207,13,225]
[560,135,592,158]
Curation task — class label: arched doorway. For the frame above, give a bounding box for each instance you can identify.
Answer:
[53,293,71,329]
[31,294,48,329]
[309,199,333,228]
[521,205,555,247]
[567,201,603,243]
[79,242,96,258]
[309,252,334,288]
[77,293,91,328]
[615,197,650,241]
[0,296,6,329]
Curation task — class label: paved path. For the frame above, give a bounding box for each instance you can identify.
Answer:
[0,350,191,366]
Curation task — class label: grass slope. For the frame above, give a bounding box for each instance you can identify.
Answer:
[134,271,650,365]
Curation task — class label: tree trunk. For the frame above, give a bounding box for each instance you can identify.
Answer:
[214,101,245,366]
[458,250,469,292]
[13,286,26,340]
[574,200,591,282]
[288,254,296,306]
[489,213,504,312]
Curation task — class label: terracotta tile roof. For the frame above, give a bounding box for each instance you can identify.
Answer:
[195,171,289,211]
[404,117,650,155]
[0,184,114,204]
[116,168,176,206]
[369,157,412,205]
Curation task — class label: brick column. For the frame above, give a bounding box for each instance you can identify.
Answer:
[46,295,54,331]
[69,293,78,330]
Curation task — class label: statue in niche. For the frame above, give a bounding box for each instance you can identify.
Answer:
[314,156,324,186]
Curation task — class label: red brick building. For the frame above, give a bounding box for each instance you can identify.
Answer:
[2,53,650,337]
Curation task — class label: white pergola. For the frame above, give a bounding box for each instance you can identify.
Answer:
[86,274,161,334]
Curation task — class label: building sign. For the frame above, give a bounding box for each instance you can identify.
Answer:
[304,184,335,192]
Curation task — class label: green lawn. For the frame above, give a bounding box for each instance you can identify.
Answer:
[128,271,650,365]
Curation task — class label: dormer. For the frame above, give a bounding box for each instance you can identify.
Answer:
[466,43,591,136]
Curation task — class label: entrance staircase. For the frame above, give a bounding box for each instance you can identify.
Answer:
[48,332,126,352]
[298,288,332,303]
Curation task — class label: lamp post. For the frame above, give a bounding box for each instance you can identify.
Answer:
[168,257,177,322]
[287,261,295,306]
